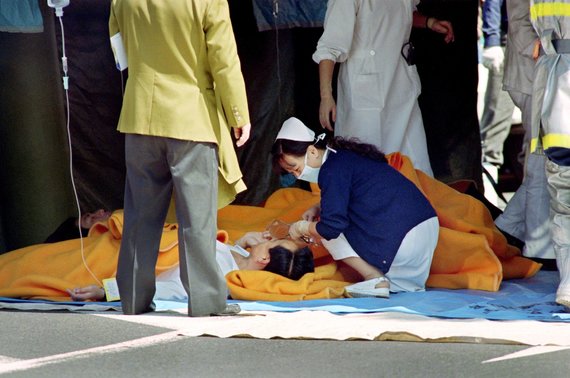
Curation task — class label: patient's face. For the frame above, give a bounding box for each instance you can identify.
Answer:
[80,209,111,229]
[244,239,299,270]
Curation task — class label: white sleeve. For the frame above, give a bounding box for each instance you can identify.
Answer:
[312,0,358,64]
[320,233,359,260]
[153,266,187,301]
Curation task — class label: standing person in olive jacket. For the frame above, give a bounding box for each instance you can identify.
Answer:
[109,0,251,317]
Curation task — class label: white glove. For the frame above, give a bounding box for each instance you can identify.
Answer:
[482,46,504,73]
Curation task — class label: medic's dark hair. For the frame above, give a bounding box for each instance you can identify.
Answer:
[328,137,387,162]
[271,135,387,174]
[271,137,326,175]
[263,245,314,280]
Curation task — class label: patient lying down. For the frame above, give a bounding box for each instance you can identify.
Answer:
[68,232,315,302]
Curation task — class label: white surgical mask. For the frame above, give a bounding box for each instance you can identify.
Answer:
[296,136,332,183]
[297,153,320,183]
[297,148,331,183]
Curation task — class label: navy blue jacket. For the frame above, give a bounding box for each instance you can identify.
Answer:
[315,150,436,273]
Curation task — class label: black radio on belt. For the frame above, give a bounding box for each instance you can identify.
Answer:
[401,41,416,66]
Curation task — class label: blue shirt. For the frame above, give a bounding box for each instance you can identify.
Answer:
[482,0,508,47]
[315,150,436,273]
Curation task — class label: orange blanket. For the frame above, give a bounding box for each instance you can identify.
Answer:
[221,153,541,300]
[0,211,181,301]
[227,262,348,301]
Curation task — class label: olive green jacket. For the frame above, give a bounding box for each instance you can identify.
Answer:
[109,0,249,207]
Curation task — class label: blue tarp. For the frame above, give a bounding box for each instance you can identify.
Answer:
[180,270,569,322]
[229,271,570,322]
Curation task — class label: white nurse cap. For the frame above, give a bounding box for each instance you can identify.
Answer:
[275,117,315,142]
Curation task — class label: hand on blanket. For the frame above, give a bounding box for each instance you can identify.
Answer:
[67,285,105,301]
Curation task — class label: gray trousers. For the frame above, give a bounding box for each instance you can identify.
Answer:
[545,158,570,298]
[495,91,554,259]
[117,134,226,316]
[480,55,516,167]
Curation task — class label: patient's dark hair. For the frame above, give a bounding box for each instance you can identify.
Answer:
[263,246,315,280]
[271,135,386,175]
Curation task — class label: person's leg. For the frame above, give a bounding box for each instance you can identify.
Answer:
[495,91,553,258]
[385,217,439,292]
[545,158,570,307]
[480,63,516,169]
[494,185,526,240]
[480,62,516,205]
[117,135,173,315]
[168,140,227,317]
[494,91,528,239]
[523,153,554,258]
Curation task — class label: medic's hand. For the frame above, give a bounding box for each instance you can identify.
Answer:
[289,220,311,242]
[319,96,336,131]
[482,46,504,73]
[302,205,321,222]
[428,18,455,44]
[67,285,105,301]
[233,123,251,147]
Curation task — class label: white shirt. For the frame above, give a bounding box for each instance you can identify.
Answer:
[153,240,239,301]
[312,0,433,176]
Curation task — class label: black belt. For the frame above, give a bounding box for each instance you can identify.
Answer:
[552,39,570,54]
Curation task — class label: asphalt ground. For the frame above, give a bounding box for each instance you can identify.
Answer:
[1,310,570,377]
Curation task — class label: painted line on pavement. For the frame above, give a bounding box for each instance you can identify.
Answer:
[482,346,570,363]
[0,331,181,375]
[0,357,20,364]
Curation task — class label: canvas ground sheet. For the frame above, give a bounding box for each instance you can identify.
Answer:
[1,271,568,346]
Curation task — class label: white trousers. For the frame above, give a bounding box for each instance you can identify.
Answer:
[321,217,439,292]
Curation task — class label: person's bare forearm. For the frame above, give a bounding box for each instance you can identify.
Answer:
[318,59,335,99]
[318,60,337,130]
